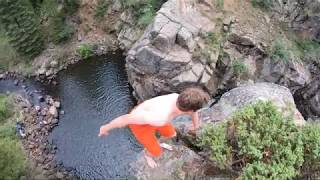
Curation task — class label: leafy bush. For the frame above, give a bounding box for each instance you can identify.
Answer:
[251,0,274,10]
[270,39,292,61]
[198,123,231,168]
[301,123,320,176]
[121,0,166,27]
[270,38,303,62]
[0,95,13,122]
[95,0,109,19]
[76,43,93,59]
[204,32,222,50]
[197,101,320,179]
[232,59,248,76]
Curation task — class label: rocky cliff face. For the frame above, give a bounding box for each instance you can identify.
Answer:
[125,0,316,102]
[269,0,320,42]
[126,0,215,100]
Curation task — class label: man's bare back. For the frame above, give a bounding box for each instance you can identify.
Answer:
[130,93,180,126]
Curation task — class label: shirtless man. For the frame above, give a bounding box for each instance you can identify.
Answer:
[98,87,210,168]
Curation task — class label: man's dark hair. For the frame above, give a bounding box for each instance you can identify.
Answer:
[176,87,210,112]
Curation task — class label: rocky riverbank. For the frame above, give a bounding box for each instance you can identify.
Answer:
[0,73,76,179]
[16,95,75,180]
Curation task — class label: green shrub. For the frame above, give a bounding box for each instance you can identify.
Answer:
[270,39,291,61]
[137,5,155,27]
[270,38,303,62]
[95,0,109,19]
[302,123,320,166]
[76,43,93,59]
[0,138,26,180]
[0,95,13,122]
[204,32,221,50]
[232,59,248,76]
[197,123,231,168]
[197,101,320,179]
[251,0,274,10]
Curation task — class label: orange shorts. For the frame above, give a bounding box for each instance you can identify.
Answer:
[129,123,176,157]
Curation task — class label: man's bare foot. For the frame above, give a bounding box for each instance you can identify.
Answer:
[144,153,158,168]
[160,143,173,151]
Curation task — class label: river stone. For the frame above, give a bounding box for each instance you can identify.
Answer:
[54,101,61,109]
[49,106,58,118]
[56,172,64,179]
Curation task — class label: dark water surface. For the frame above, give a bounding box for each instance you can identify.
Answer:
[46,53,142,179]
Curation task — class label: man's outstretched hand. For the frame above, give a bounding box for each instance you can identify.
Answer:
[98,125,109,137]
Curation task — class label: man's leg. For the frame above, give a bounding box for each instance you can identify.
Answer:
[157,123,177,151]
[128,124,162,168]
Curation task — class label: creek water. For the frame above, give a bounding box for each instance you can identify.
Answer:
[46,52,142,179]
[0,52,143,179]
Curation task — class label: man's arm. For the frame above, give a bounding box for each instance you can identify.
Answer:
[98,114,133,137]
[191,112,200,130]
[98,111,146,137]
